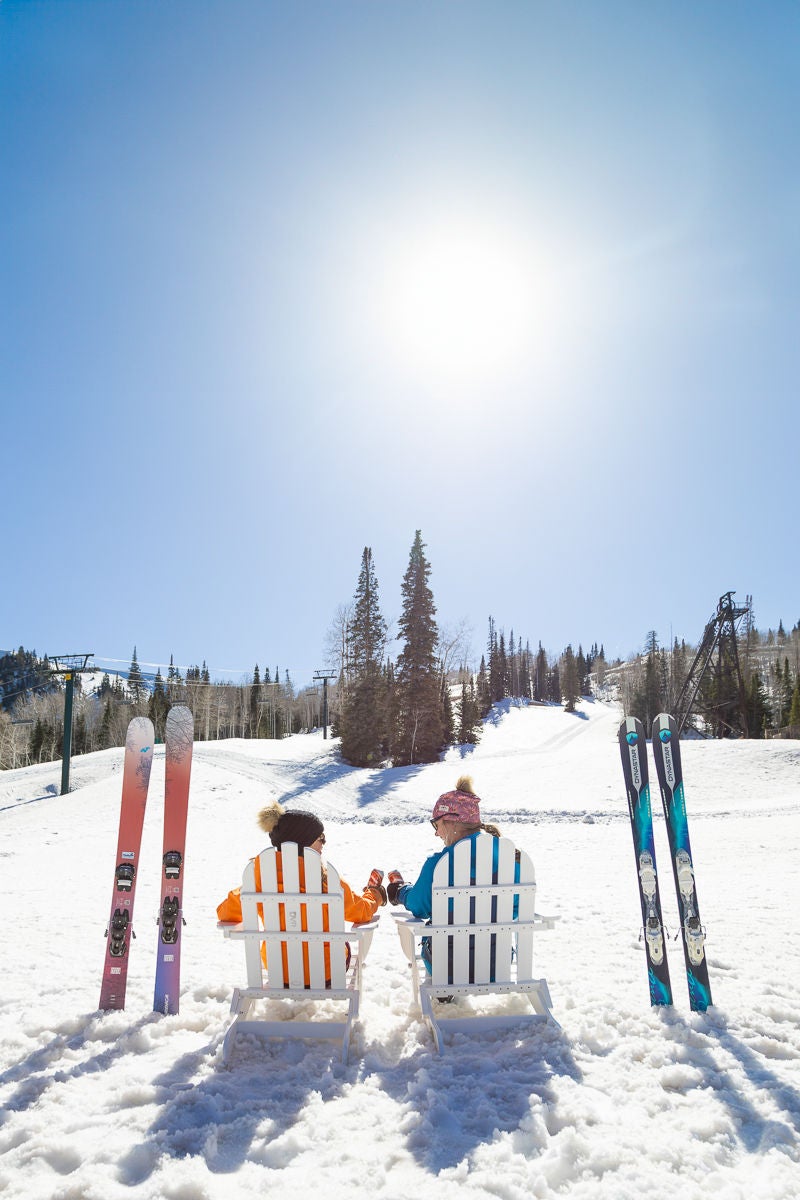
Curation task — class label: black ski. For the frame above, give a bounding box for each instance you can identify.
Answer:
[651,713,712,1012]
[619,717,672,1006]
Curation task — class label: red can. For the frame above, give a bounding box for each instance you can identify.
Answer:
[388,870,404,885]
[367,868,385,890]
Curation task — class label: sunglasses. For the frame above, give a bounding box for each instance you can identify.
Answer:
[315,833,326,845]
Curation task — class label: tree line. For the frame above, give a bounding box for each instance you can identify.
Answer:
[2,583,798,771]
[0,646,320,769]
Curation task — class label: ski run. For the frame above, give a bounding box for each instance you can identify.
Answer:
[0,699,798,1200]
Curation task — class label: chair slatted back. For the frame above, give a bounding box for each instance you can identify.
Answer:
[239,843,347,991]
[429,833,537,988]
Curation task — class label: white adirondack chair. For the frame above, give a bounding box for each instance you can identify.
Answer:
[219,842,378,1064]
[392,832,556,1053]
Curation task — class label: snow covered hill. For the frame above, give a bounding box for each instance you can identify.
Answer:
[1,700,798,1199]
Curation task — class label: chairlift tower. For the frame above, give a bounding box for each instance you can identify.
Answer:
[49,653,95,794]
[314,670,336,739]
[674,593,750,737]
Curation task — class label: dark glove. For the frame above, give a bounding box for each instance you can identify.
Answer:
[365,884,387,907]
[387,880,405,906]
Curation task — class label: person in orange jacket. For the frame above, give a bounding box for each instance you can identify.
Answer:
[217,801,385,984]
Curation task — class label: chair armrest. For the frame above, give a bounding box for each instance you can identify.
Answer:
[218,921,245,937]
[391,909,429,934]
[391,909,430,965]
[348,916,380,934]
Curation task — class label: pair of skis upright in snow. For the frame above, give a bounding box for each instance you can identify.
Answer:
[618,713,712,1013]
[98,706,194,1015]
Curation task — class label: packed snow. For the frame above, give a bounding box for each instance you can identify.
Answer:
[1,700,798,1200]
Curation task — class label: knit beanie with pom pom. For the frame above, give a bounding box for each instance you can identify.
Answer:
[430,774,482,825]
[257,800,325,848]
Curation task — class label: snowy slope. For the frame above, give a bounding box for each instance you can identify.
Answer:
[0,700,798,1200]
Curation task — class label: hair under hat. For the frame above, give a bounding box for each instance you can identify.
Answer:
[258,800,324,848]
[431,774,482,825]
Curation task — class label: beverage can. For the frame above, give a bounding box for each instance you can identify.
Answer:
[367,868,384,889]
[388,869,404,885]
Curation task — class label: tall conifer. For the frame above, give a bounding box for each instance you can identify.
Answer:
[393,531,445,765]
[340,547,388,766]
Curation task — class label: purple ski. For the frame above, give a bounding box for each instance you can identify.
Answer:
[153,705,194,1015]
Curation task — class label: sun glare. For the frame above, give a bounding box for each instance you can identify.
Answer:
[373,215,556,389]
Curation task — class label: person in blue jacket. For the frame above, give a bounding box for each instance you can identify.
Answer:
[388,775,520,974]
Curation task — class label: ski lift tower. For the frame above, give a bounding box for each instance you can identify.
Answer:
[314,670,336,739]
[50,653,95,794]
[674,593,750,737]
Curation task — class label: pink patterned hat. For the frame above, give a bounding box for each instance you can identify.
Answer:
[431,788,481,825]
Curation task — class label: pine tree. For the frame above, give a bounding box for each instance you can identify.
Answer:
[562,645,580,713]
[477,654,491,716]
[340,547,389,766]
[458,674,482,744]
[789,679,800,732]
[745,671,772,737]
[392,531,445,765]
[128,647,144,703]
[534,643,548,702]
[250,665,262,737]
[149,669,168,740]
[347,548,387,678]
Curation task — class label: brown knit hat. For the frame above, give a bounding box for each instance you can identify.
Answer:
[258,801,324,848]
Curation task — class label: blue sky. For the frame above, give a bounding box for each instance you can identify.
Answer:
[2,1,798,688]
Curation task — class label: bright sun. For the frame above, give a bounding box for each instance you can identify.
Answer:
[373,215,554,389]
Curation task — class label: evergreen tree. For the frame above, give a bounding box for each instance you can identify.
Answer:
[392,531,445,765]
[487,617,502,703]
[441,677,456,746]
[128,647,144,703]
[149,669,168,740]
[562,645,580,713]
[250,665,262,737]
[534,643,548,702]
[789,679,800,731]
[498,632,509,699]
[458,674,482,745]
[340,547,389,766]
[745,671,772,737]
[476,654,491,716]
[779,657,794,727]
[347,548,387,677]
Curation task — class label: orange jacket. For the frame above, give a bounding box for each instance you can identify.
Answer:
[217,850,379,985]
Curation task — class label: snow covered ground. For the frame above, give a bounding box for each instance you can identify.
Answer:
[1,699,798,1200]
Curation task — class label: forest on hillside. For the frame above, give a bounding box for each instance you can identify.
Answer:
[2,536,798,771]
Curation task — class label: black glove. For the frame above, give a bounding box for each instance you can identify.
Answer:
[387,880,405,906]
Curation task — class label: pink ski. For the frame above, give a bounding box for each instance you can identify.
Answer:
[153,705,194,1015]
[99,717,154,1010]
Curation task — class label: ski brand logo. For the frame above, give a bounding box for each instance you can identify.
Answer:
[141,745,152,754]
[658,729,676,786]
[629,743,642,788]
[121,851,135,859]
[661,739,676,787]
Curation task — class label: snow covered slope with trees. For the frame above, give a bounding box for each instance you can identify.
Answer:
[1,700,798,1199]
